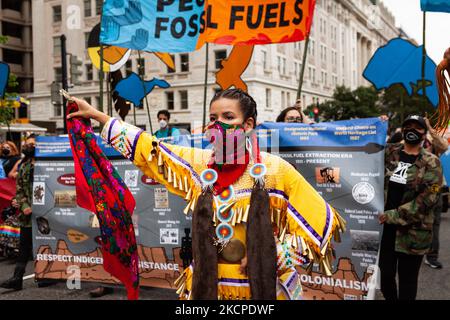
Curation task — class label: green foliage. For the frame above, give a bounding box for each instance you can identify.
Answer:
[305,86,380,121]
[380,84,436,129]
[7,73,18,89]
[0,34,19,132]
[0,100,15,125]
[305,84,436,130]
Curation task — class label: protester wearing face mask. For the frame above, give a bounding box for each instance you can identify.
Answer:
[378,115,443,301]
[1,134,37,291]
[153,110,180,139]
[0,141,21,179]
[66,88,345,300]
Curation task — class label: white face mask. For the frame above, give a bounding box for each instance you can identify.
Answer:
[159,119,168,129]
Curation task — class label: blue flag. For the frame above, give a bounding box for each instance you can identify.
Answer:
[0,62,10,98]
[100,0,203,52]
[421,0,450,12]
[363,38,438,107]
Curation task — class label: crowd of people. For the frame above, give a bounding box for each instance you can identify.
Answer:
[0,91,448,300]
[0,135,37,290]
[272,103,447,301]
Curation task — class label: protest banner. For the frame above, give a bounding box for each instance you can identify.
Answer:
[32,117,387,300]
[258,118,387,299]
[100,0,315,52]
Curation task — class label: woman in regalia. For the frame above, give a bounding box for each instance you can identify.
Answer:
[67,89,345,300]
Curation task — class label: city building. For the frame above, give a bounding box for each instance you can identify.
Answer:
[29,0,410,133]
[0,0,33,123]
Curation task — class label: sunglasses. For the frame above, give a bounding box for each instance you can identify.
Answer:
[285,117,303,123]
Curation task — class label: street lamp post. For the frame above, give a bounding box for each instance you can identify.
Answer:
[60,34,68,134]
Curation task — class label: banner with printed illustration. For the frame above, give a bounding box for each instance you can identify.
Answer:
[32,136,190,289]
[32,117,387,300]
[258,117,387,300]
[100,0,315,52]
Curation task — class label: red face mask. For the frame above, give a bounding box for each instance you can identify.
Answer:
[204,121,250,195]
[205,121,247,167]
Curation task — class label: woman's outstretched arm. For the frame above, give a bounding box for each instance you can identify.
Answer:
[67,97,205,201]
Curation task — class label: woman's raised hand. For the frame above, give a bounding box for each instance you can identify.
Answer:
[66,97,110,125]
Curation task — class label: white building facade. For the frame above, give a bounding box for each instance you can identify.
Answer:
[0,0,33,94]
[29,0,406,133]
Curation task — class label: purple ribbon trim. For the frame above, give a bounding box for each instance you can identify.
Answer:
[235,187,326,245]
[107,118,117,144]
[286,202,323,243]
[130,130,143,162]
[268,188,324,244]
[267,188,288,199]
[158,142,201,184]
[235,188,253,195]
[322,202,332,245]
[286,272,297,288]
[235,188,288,198]
[218,278,249,284]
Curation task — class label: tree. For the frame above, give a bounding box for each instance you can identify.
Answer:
[305,85,381,121]
[380,84,436,129]
[0,35,20,139]
[304,84,437,129]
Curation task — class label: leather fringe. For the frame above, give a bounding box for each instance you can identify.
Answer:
[246,181,277,300]
[191,189,218,299]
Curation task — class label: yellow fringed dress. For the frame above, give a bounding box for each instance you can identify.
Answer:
[101,118,346,300]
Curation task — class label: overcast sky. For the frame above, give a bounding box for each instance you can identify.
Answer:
[380,0,450,64]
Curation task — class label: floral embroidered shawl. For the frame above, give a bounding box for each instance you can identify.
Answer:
[66,101,139,300]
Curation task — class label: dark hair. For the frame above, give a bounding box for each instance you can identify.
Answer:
[276,106,302,122]
[210,89,258,127]
[26,133,37,140]
[157,110,171,120]
[1,141,19,156]
[389,131,403,144]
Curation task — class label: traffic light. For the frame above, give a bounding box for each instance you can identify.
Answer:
[50,81,62,105]
[70,55,83,86]
[313,106,319,122]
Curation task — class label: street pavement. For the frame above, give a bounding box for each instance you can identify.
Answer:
[417,211,450,300]
[0,212,449,300]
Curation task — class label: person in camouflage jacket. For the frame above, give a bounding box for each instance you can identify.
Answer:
[14,156,33,229]
[383,143,443,254]
[379,115,443,301]
[1,134,36,291]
